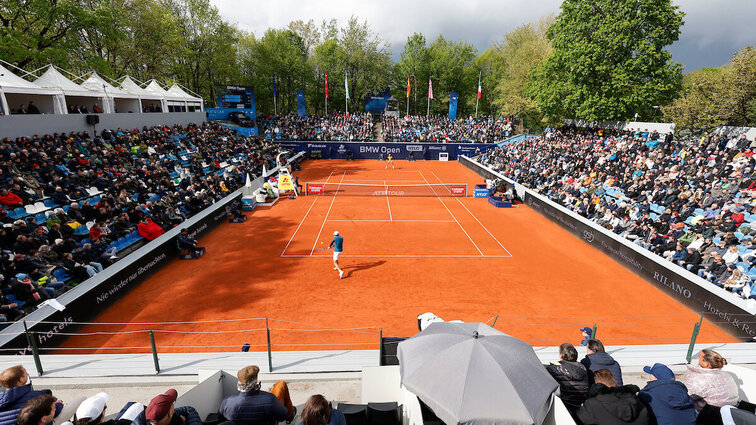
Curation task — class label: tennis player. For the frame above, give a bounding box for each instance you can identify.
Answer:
[385,153,395,169]
[329,231,344,279]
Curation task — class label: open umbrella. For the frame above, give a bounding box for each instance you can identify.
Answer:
[398,322,559,425]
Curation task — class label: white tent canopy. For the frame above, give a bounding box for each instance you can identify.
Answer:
[120,76,165,112]
[166,84,203,112]
[0,64,64,114]
[34,66,105,113]
[80,72,140,113]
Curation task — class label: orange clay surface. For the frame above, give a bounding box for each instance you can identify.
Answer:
[61,160,737,353]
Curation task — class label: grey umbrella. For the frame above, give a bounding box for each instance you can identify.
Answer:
[398,322,559,425]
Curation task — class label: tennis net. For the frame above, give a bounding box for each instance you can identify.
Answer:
[305,182,467,197]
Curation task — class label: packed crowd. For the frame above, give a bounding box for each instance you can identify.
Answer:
[260,114,374,141]
[482,127,756,301]
[381,115,515,143]
[0,122,280,323]
[1,340,753,425]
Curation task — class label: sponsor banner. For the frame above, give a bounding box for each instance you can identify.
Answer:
[275,141,496,161]
[450,185,467,196]
[206,108,256,120]
[459,156,756,341]
[449,92,458,120]
[279,174,294,191]
[307,183,324,194]
[296,89,306,117]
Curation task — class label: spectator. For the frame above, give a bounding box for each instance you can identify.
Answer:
[218,365,295,425]
[638,363,696,425]
[576,369,651,425]
[26,102,40,115]
[545,343,590,413]
[133,389,200,425]
[16,395,58,425]
[681,349,739,411]
[581,339,623,385]
[0,189,23,207]
[0,366,81,425]
[12,274,49,305]
[298,395,345,425]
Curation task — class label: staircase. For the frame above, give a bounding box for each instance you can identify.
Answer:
[372,114,384,143]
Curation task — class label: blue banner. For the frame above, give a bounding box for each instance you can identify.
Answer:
[297,89,306,117]
[273,141,496,161]
[449,92,459,120]
[205,108,256,120]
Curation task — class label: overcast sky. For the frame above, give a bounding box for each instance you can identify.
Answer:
[210,0,755,72]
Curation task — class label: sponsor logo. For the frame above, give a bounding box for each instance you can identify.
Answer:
[451,186,466,195]
[17,316,74,354]
[406,145,423,152]
[442,146,447,151]
[307,144,327,148]
[373,190,405,196]
[653,272,692,298]
[308,184,324,194]
[359,146,401,154]
[582,230,594,242]
[337,144,347,154]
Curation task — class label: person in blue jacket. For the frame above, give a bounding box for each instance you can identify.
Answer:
[638,363,696,425]
[581,340,624,386]
[298,395,345,425]
[0,366,63,425]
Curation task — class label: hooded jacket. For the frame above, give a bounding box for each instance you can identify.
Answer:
[638,379,696,425]
[576,384,651,425]
[582,351,624,386]
[0,385,60,425]
[545,361,591,411]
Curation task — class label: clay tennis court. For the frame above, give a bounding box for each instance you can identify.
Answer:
[60,159,736,354]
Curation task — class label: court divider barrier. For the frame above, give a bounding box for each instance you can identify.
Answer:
[274,141,498,161]
[0,152,304,353]
[459,155,756,341]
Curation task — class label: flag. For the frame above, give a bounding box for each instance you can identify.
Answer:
[325,73,329,100]
[477,72,482,99]
[272,74,277,98]
[428,78,433,99]
[345,74,350,100]
[406,75,411,98]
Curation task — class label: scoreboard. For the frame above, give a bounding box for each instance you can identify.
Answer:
[218,85,255,109]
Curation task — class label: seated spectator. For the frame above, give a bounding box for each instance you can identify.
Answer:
[545,343,590,413]
[298,395,345,425]
[581,339,623,385]
[12,274,49,305]
[579,327,593,346]
[218,365,295,425]
[638,363,696,425]
[132,389,200,425]
[681,349,739,411]
[0,290,24,322]
[0,189,23,208]
[16,395,58,425]
[0,365,81,425]
[138,218,165,241]
[576,369,651,425]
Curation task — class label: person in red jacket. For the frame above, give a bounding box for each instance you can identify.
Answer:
[0,189,22,207]
[137,217,165,241]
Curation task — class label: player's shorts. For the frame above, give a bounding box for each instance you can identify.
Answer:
[333,251,342,260]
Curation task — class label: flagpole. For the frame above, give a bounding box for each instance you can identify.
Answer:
[274,96,277,115]
[426,95,429,116]
[325,97,328,116]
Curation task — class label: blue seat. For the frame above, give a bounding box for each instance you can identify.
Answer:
[736,262,751,271]
[34,213,46,224]
[713,237,721,244]
[43,199,58,208]
[73,225,89,235]
[13,208,27,218]
[79,238,92,246]
[62,205,70,212]
[735,232,745,240]
[53,268,71,283]
[6,294,25,307]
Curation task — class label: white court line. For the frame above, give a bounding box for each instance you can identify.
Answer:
[281,254,513,258]
[431,171,513,257]
[309,171,346,255]
[341,170,423,173]
[280,169,334,257]
[326,219,455,222]
[384,180,392,221]
[419,171,484,256]
[336,179,427,183]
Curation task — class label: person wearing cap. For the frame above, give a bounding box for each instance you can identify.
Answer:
[581,339,624,386]
[12,274,49,305]
[579,327,593,346]
[638,363,696,425]
[328,231,344,279]
[132,389,200,425]
[70,392,132,425]
[218,366,295,425]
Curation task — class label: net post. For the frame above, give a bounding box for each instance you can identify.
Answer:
[592,324,597,341]
[378,328,383,365]
[686,313,704,364]
[149,330,160,374]
[491,315,499,327]
[266,318,273,372]
[23,321,43,376]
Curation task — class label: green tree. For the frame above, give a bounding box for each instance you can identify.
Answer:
[528,0,684,122]
[394,33,428,115]
[663,46,756,130]
[340,17,392,113]
[426,36,477,116]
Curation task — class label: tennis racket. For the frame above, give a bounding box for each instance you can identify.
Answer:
[315,242,331,252]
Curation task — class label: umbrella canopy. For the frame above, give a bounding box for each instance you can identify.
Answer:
[398,322,559,425]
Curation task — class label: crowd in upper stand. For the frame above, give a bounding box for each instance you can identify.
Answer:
[381,115,516,143]
[481,126,756,301]
[0,122,279,322]
[260,113,375,141]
